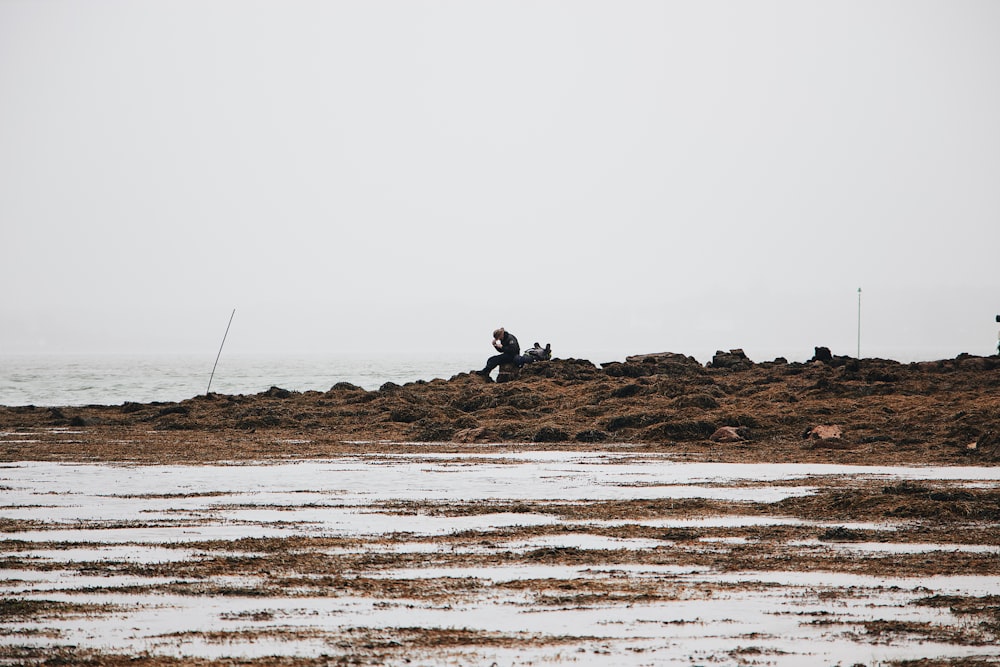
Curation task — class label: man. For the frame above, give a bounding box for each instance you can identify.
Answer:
[478,327,519,379]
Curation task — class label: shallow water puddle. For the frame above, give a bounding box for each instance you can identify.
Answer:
[2,454,999,665]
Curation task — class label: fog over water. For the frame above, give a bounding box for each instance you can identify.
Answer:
[2,1,999,366]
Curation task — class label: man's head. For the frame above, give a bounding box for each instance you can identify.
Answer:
[493,327,505,340]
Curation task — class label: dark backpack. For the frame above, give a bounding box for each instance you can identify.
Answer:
[524,342,552,362]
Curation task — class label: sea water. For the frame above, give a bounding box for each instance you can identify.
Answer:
[0,353,485,406]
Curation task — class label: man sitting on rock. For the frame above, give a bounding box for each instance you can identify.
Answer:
[478,327,520,379]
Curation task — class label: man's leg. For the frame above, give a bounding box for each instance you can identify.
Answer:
[482,352,514,374]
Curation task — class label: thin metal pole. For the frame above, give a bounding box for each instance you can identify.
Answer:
[207,309,236,395]
[857,287,862,359]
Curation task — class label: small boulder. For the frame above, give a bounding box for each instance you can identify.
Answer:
[497,362,521,383]
[710,349,752,370]
[812,346,833,363]
[709,426,744,443]
[534,425,570,443]
[329,382,363,392]
[804,424,842,440]
[575,429,609,443]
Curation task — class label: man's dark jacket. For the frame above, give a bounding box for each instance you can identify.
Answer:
[498,332,520,356]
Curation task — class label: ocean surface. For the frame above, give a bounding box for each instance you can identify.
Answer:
[0,354,487,407]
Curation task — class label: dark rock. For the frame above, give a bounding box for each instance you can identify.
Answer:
[497,363,520,383]
[601,361,650,378]
[672,393,719,410]
[329,382,364,392]
[710,349,752,371]
[866,369,899,383]
[265,386,293,399]
[575,429,609,442]
[624,352,701,367]
[522,358,600,381]
[812,346,833,363]
[534,426,570,442]
[611,384,644,399]
[644,420,718,441]
[603,352,704,378]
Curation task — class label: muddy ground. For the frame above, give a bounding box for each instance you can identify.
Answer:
[2,351,1000,666]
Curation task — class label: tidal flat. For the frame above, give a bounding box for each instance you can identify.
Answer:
[2,448,1000,666]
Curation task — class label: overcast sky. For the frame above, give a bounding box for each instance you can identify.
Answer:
[2,0,998,364]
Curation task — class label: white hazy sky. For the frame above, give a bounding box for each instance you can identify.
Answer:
[2,0,999,364]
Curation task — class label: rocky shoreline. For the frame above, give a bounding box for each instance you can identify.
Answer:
[2,348,999,465]
[3,349,1000,667]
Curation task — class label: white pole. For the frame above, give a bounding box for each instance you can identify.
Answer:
[857,287,862,359]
